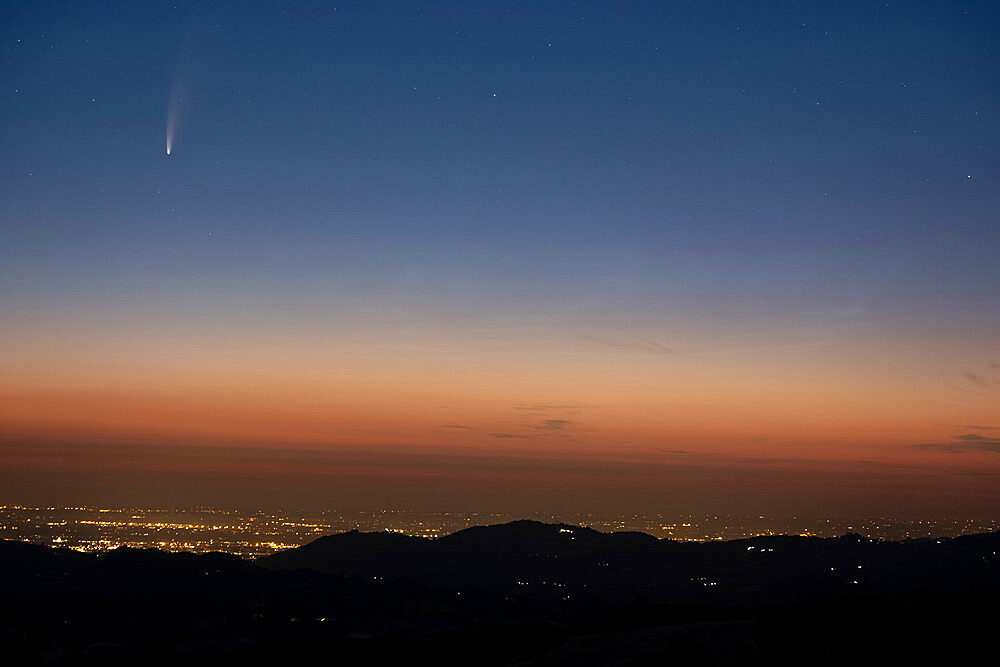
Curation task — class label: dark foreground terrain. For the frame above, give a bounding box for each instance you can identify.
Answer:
[3,521,998,665]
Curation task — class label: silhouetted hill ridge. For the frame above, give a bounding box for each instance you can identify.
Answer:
[258,521,1000,605]
[261,528,430,574]
[3,528,999,665]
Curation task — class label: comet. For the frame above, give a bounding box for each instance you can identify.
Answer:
[165,76,185,156]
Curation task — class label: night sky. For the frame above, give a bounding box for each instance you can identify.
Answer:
[2,1,998,516]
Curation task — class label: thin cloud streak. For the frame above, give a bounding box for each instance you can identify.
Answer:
[963,372,990,388]
[579,334,678,355]
[914,433,1000,454]
[534,419,573,431]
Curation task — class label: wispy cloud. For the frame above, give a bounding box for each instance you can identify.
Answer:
[963,372,990,388]
[955,433,1000,443]
[491,432,532,439]
[534,419,572,431]
[914,433,1000,454]
[580,334,678,355]
[913,443,964,453]
[444,423,469,429]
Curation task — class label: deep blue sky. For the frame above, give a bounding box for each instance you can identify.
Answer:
[4,2,996,273]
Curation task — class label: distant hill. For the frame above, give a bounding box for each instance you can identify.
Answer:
[259,527,431,575]
[259,520,1000,605]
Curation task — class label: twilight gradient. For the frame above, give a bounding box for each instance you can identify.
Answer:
[1,2,998,516]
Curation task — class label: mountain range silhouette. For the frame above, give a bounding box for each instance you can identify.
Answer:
[3,520,997,665]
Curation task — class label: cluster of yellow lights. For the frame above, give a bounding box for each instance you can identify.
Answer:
[3,506,999,558]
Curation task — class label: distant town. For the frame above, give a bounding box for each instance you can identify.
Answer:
[2,504,996,557]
